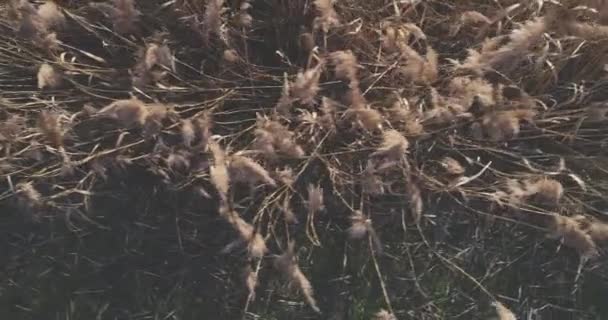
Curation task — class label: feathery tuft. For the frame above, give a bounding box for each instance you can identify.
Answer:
[37,63,62,89]
[330,50,359,84]
[527,178,563,205]
[15,182,43,217]
[549,215,597,257]
[223,49,240,63]
[441,157,465,176]
[244,266,257,300]
[37,2,65,30]
[223,210,267,259]
[203,0,225,44]
[573,215,608,243]
[254,117,304,158]
[398,44,439,85]
[209,141,230,198]
[307,184,324,214]
[275,242,320,313]
[348,210,371,240]
[144,43,174,71]
[292,63,323,105]
[228,154,276,187]
[349,106,383,131]
[494,302,516,320]
[313,0,339,33]
[98,98,149,127]
[373,129,409,161]
[37,110,63,147]
[111,0,140,34]
[481,109,536,141]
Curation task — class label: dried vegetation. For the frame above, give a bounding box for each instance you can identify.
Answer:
[1,0,608,319]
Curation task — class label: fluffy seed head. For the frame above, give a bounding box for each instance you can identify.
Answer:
[274,242,320,313]
[228,154,276,187]
[373,129,409,161]
[203,0,225,43]
[482,109,535,141]
[461,11,492,26]
[408,183,423,223]
[313,0,339,33]
[98,98,149,127]
[111,0,140,34]
[254,118,304,158]
[441,157,465,176]
[37,2,65,30]
[330,50,358,83]
[494,302,516,320]
[528,179,563,205]
[573,215,608,243]
[37,110,63,147]
[549,215,598,257]
[348,210,371,239]
[209,142,230,197]
[292,66,323,105]
[15,182,43,216]
[307,184,324,214]
[144,43,174,71]
[362,163,384,195]
[223,211,267,259]
[37,63,62,89]
[349,106,383,131]
[244,266,257,299]
[223,49,239,63]
[181,119,195,147]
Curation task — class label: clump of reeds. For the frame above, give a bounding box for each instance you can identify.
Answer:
[3,1,608,318]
